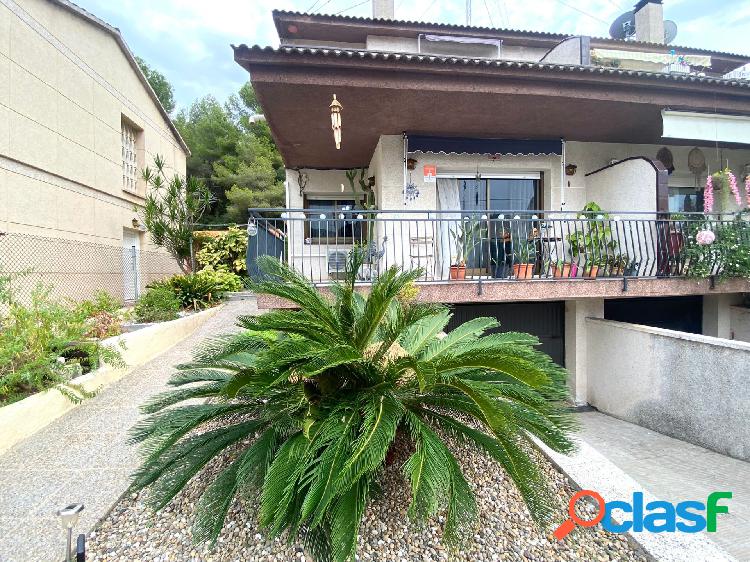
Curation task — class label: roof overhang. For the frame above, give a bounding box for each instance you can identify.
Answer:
[234,45,750,169]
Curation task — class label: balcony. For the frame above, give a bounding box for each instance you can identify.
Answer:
[247,209,750,289]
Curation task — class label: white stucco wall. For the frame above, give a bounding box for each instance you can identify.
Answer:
[584,158,661,214]
[1,0,187,248]
[586,318,750,461]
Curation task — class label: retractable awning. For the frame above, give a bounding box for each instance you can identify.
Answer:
[407,135,563,156]
[662,110,750,145]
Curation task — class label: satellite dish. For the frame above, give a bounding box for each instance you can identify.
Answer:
[609,11,636,40]
[664,20,678,44]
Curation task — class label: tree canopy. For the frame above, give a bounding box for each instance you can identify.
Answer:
[175,85,284,222]
[135,56,176,114]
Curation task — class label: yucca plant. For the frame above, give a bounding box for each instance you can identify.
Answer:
[129,251,576,561]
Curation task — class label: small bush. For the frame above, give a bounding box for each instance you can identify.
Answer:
[195,226,248,275]
[134,287,181,323]
[197,266,244,293]
[0,285,121,405]
[75,290,121,317]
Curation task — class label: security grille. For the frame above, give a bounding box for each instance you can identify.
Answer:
[121,122,138,193]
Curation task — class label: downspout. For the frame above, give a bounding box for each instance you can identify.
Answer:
[418,34,422,53]
[560,138,566,211]
[403,132,408,206]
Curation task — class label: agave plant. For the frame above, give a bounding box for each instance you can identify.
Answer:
[129,251,576,562]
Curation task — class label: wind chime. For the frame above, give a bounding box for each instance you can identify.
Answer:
[403,157,420,202]
[330,94,342,149]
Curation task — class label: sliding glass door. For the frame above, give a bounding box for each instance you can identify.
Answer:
[458,176,541,274]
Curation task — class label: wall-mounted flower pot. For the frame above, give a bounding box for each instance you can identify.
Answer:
[450,264,466,280]
[513,263,534,279]
[552,263,578,278]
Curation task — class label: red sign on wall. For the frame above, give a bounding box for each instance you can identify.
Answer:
[423,164,437,183]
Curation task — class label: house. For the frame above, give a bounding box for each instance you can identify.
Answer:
[0,0,188,301]
[234,0,750,430]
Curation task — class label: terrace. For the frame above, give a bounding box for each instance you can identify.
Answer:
[247,208,750,296]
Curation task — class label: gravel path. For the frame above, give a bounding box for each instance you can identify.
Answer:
[88,394,647,562]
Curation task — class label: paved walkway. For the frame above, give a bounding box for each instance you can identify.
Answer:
[577,411,750,561]
[0,299,258,562]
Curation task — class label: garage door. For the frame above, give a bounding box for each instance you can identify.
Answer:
[445,301,565,365]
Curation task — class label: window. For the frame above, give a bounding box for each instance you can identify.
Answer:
[121,117,142,193]
[305,198,361,241]
[669,186,703,213]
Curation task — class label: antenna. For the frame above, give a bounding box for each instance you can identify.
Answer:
[664,20,678,44]
[609,11,636,40]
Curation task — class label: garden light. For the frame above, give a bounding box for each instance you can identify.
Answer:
[56,503,84,562]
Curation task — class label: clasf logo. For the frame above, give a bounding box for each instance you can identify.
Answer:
[554,490,732,540]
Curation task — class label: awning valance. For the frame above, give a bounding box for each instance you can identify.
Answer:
[407,135,563,156]
[662,110,750,145]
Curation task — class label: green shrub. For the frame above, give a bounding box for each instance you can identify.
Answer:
[130,252,575,561]
[149,273,221,310]
[197,266,244,293]
[0,285,120,405]
[75,290,121,317]
[195,226,248,275]
[134,286,182,323]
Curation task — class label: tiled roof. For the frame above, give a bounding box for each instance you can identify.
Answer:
[272,10,750,61]
[234,44,750,89]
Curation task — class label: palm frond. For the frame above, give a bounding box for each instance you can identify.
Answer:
[399,309,451,354]
[141,382,227,414]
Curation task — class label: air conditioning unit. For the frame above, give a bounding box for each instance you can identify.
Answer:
[327,250,349,280]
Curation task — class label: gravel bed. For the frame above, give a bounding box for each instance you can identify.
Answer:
[87,433,647,562]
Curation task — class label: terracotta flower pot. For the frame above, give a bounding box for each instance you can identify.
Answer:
[552,263,577,278]
[513,263,534,279]
[450,264,466,280]
[583,264,599,279]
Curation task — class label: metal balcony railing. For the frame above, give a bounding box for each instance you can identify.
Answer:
[245,209,750,285]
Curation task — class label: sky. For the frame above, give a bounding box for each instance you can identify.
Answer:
[72,0,750,113]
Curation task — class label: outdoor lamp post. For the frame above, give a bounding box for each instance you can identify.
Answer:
[330,94,342,149]
[56,503,84,562]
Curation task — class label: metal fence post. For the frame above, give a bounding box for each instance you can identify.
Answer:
[189,231,195,273]
[131,245,138,300]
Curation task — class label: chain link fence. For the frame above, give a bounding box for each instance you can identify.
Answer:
[0,231,182,304]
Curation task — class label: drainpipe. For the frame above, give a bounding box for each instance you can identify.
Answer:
[560,138,566,211]
[402,132,408,206]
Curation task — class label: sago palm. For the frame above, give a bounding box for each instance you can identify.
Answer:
[129,251,576,561]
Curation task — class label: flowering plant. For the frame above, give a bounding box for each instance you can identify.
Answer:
[704,174,714,214]
[695,229,716,246]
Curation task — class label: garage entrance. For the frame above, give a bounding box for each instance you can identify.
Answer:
[445,301,565,365]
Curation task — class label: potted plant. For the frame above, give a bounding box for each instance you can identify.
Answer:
[449,217,483,280]
[565,202,618,280]
[604,253,629,277]
[550,259,578,278]
[512,237,536,279]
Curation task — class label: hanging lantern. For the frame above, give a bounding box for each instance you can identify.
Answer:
[329,94,342,150]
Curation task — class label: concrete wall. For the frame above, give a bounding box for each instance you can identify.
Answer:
[1,0,187,248]
[586,318,750,460]
[730,305,750,342]
[704,293,744,339]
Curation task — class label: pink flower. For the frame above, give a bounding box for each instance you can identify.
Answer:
[704,175,714,214]
[696,229,716,245]
[745,176,750,207]
[729,171,741,206]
